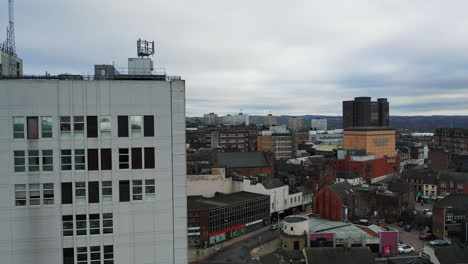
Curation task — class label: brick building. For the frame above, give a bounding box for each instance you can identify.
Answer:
[432,194,468,240]
[401,168,432,195]
[215,151,275,178]
[342,97,389,129]
[437,170,468,196]
[312,182,369,222]
[428,148,450,173]
[187,125,259,151]
[434,128,468,154]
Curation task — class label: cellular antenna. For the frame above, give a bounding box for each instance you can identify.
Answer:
[1,0,16,56]
[137,39,155,57]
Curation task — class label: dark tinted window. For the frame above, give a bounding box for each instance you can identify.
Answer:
[63,248,74,264]
[27,117,39,139]
[131,148,142,169]
[87,149,99,171]
[101,149,112,170]
[88,181,99,203]
[86,116,98,138]
[61,182,73,204]
[144,116,154,137]
[119,180,130,202]
[118,116,129,137]
[144,147,155,169]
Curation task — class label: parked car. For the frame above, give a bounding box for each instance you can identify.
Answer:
[270,224,279,230]
[398,245,415,253]
[398,221,406,227]
[419,233,436,240]
[429,239,450,246]
[404,224,413,232]
[423,209,433,216]
[411,210,418,216]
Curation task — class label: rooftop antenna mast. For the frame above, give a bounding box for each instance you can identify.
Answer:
[1,0,16,56]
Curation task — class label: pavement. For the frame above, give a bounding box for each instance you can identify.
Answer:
[250,238,281,260]
[189,226,280,264]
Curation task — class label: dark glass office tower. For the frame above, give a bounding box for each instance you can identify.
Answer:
[342,97,389,128]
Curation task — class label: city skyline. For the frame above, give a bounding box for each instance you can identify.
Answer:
[4,0,468,116]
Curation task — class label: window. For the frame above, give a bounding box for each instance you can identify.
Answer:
[13,116,25,138]
[76,182,86,204]
[100,116,111,137]
[144,115,154,137]
[101,149,112,170]
[119,149,129,169]
[27,117,39,139]
[103,213,113,234]
[89,214,100,235]
[28,150,40,172]
[441,182,446,187]
[76,215,87,236]
[15,184,26,206]
[42,150,53,171]
[118,116,128,137]
[62,183,73,204]
[72,116,85,136]
[457,184,464,190]
[102,181,112,202]
[41,116,53,138]
[61,150,72,170]
[43,183,54,204]
[145,179,155,200]
[119,181,130,202]
[130,115,142,137]
[14,150,25,172]
[144,147,155,169]
[88,181,99,203]
[87,149,99,171]
[132,180,143,200]
[75,149,85,170]
[103,245,114,264]
[62,215,73,236]
[60,116,71,134]
[76,247,87,264]
[87,116,98,138]
[90,246,101,264]
[29,184,40,205]
[63,248,74,264]
[132,148,142,169]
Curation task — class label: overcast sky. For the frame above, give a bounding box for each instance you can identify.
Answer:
[4,0,468,116]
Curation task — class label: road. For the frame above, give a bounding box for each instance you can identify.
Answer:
[200,228,279,264]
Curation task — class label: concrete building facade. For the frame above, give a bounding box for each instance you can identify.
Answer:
[0,74,187,263]
[311,118,327,131]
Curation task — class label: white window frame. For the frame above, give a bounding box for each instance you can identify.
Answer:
[40,116,53,138]
[43,183,54,205]
[14,150,26,172]
[59,116,71,134]
[42,150,53,171]
[103,245,114,264]
[89,214,100,235]
[76,215,87,236]
[29,184,41,206]
[28,150,40,172]
[15,184,26,206]
[132,180,143,201]
[130,115,143,137]
[103,213,113,234]
[74,149,85,170]
[13,116,25,139]
[76,247,88,264]
[90,246,101,264]
[75,182,86,204]
[145,179,155,200]
[73,116,85,136]
[100,116,111,137]
[118,148,129,169]
[102,181,112,202]
[61,149,72,170]
[62,215,73,236]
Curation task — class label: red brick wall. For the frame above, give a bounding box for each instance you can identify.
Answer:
[432,206,445,239]
[313,186,343,221]
[333,157,397,181]
[428,149,449,173]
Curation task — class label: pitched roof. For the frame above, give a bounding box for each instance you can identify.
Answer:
[388,181,412,194]
[401,168,432,180]
[434,246,468,264]
[303,247,377,264]
[261,178,286,189]
[329,181,358,200]
[217,152,269,168]
[296,185,313,195]
[439,170,468,184]
[433,193,468,209]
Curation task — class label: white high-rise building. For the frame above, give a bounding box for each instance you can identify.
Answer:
[0,64,187,263]
[311,118,327,131]
[264,114,280,127]
[222,113,249,126]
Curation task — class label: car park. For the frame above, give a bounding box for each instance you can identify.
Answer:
[398,245,415,253]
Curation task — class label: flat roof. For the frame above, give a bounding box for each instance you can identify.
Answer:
[308,217,377,239]
[188,191,268,210]
[344,127,395,131]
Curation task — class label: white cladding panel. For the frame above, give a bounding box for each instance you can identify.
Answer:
[0,79,187,263]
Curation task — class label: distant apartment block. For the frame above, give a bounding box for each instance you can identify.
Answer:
[287,117,304,132]
[0,59,187,263]
[264,114,280,127]
[311,118,327,131]
[258,126,293,160]
[203,113,218,127]
[342,97,389,129]
[222,113,249,126]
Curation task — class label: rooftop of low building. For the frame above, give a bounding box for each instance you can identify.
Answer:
[187,191,268,210]
[303,247,377,264]
[217,151,270,168]
[433,193,468,209]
